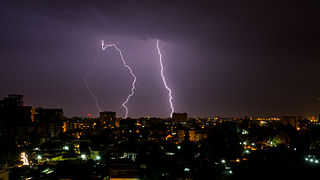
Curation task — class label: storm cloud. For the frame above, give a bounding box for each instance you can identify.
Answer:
[1,0,319,117]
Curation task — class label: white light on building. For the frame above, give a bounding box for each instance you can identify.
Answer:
[81,154,86,160]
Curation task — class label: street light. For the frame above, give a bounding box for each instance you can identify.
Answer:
[81,154,86,160]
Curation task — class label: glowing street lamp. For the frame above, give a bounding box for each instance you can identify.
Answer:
[81,154,86,160]
[63,146,69,150]
[184,168,190,172]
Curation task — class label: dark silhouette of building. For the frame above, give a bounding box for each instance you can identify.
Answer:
[172,112,188,122]
[32,107,64,139]
[280,116,303,128]
[0,95,32,141]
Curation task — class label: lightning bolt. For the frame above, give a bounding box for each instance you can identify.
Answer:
[156,40,174,117]
[84,57,102,114]
[101,40,137,118]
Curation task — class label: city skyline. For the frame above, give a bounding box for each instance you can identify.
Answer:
[1,0,319,118]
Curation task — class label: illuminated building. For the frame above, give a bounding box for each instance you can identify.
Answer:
[100,111,116,128]
[177,128,208,142]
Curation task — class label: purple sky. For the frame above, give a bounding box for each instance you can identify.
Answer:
[1,0,320,118]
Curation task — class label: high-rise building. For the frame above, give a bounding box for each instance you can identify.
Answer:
[32,108,64,138]
[0,95,32,138]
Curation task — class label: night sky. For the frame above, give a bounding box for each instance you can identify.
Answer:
[1,0,319,118]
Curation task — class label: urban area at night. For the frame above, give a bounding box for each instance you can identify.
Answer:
[1,0,320,179]
[1,94,320,179]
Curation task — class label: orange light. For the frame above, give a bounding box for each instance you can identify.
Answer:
[21,152,29,166]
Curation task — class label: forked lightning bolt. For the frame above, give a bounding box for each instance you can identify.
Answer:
[101,40,137,118]
[156,40,175,117]
[84,58,102,114]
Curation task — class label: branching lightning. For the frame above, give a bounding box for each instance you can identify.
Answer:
[101,40,137,118]
[156,40,174,117]
[84,58,102,113]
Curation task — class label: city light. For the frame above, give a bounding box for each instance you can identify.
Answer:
[63,146,69,150]
[21,152,29,166]
[96,155,101,160]
[184,168,190,172]
[37,155,42,160]
[165,152,175,156]
[42,168,54,174]
[81,154,86,160]
[221,159,226,164]
[305,155,320,165]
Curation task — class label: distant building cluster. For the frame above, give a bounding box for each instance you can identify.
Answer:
[1,94,320,179]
